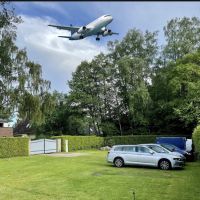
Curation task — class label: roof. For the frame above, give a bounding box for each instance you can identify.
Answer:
[0,119,9,123]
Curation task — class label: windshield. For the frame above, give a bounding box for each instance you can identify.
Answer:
[161,144,177,151]
[147,145,169,153]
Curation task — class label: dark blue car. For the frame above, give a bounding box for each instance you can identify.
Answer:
[160,143,191,160]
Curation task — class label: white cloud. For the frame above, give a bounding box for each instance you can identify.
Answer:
[16,15,107,93]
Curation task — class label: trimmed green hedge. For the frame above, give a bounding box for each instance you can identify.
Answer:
[53,136,104,152]
[53,135,189,152]
[104,135,157,146]
[192,125,200,160]
[53,135,158,152]
[0,137,29,158]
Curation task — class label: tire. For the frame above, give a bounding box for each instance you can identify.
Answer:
[159,159,171,170]
[114,157,124,168]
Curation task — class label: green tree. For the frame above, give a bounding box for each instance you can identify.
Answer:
[0,3,52,126]
[150,51,200,134]
[107,29,158,64]
[163,17,200,61]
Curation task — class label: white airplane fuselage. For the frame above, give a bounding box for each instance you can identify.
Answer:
[70,15,113,40]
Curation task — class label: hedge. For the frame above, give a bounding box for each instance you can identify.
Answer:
[53,136,104,152]
[53,135,190,152]
[192,125,200,160]
[104,135,157,146]
[0,137,29,158]
[53,135,159,152]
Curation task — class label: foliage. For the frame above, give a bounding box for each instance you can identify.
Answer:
[3,3,200,137]
[101,121,119,137]
[68,29,158,136]
[53,136,104,152]
[53,135,185,152]
[192,125,200,156]
[0,137,29,158]
[0,3,52,126]
[104,135,157,146]
[150,51,200,134]
[163,17,200,61]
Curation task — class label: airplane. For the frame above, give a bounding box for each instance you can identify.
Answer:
[48,14,119,41]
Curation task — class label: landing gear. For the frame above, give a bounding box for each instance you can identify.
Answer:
[80,35,84,39]
[96,37,100,41]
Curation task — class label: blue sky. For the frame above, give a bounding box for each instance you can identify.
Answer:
[11,1,200,93]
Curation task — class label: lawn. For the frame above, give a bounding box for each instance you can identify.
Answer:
[0,151,200,200]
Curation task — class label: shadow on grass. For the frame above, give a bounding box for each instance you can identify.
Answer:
[104,163,185,171]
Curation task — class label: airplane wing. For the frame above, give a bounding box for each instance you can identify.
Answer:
[48,24,80,32]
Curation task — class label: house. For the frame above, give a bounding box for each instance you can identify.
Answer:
[0,119,13,137]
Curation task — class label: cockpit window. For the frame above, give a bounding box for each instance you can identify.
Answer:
[104,15,111,17]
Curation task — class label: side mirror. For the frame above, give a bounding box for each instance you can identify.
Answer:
[149,150,154,154]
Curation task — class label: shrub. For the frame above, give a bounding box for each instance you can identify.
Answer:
[104,135,157,146]
[0,137,29,158]
[53,134,189,152]
[52,136,104,152]
[192,125,200,159]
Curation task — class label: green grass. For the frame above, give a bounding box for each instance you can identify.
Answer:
[0,150,200,200]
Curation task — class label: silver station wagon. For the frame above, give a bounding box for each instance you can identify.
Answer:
[107,144,185,170]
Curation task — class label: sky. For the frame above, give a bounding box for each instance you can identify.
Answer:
[11,1,200,93]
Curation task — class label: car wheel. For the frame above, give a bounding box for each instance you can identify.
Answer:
[114,157,124,168]
[159,159,171,170]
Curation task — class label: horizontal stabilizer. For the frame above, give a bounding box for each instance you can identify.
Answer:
[112,32,119,35]
[58,36,71,39]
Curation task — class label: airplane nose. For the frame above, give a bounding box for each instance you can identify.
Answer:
[110,16,113,22]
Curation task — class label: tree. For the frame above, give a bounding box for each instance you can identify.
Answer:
[107,29,158,65]
[68,29,158,135]
[116,56,151,132]
[0,3,52,126]
[149,51,200,134]
[163,17,200,62]
[0,2,23,118]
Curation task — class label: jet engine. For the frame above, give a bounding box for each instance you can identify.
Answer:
[77,26,87,34]
[102,29,112,36]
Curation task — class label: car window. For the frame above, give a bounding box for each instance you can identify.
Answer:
[149,145,168,153]
[114,146,123,151]
[162,144,173,151]
[123,146,136,152]
[136,146,150,153]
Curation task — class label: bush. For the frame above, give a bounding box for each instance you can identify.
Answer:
[53,134,189,152]
[0,137,29,158]
[52,136,104,152]
[104,135,157,146]
[192,125,200,160]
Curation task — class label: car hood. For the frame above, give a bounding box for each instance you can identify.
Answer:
[169,152,185,158]
[157,152,184,158]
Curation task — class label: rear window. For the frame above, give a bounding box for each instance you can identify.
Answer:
[114,146,136,152]
[114,146,123,151]
[123,146,136,152]
[136,146,151,153]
